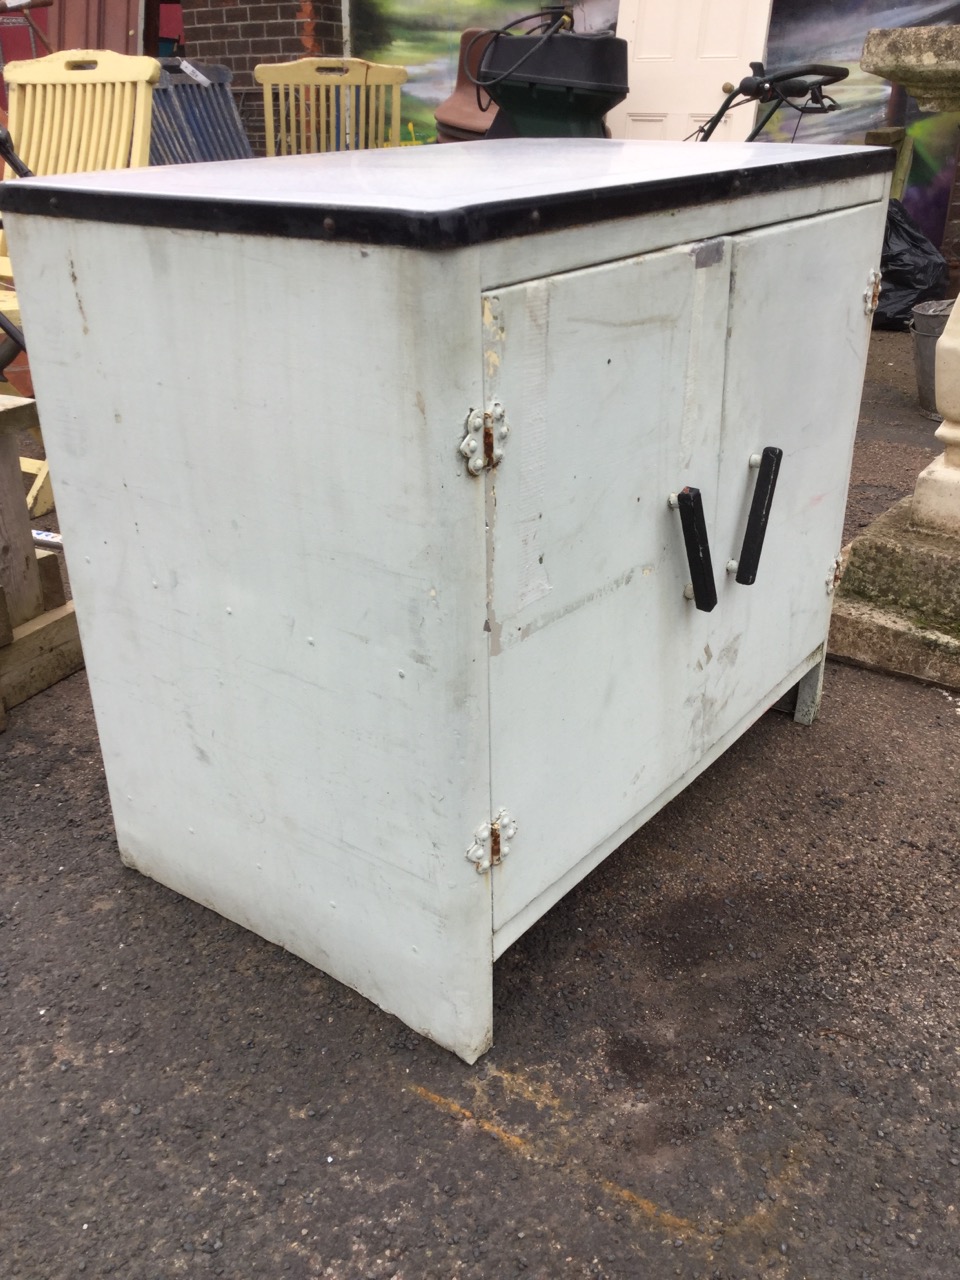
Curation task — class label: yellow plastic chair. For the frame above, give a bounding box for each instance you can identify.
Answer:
[4,48,160,177]
[0,49,161,514]
[254,57,408,156]
[2,49,160,272]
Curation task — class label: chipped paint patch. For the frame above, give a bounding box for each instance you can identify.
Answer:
[482,293,505,382]
[693,238,724,269]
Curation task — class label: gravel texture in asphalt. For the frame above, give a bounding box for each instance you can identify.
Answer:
[2,329,958,1279]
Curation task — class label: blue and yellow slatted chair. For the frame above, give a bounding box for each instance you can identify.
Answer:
[254,57,408,156]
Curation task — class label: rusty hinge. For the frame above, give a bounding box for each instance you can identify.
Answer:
[863,267,882,316]
[459,402,508,476]
[466,808,518,874]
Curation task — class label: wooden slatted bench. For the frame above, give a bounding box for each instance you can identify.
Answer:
[0,394,83,728]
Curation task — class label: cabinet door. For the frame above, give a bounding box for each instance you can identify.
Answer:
[707,203,884,737]
[484,241,732,938]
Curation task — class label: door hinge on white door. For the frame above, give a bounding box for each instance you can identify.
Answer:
[459,402,508,476]
[466,808,518,873]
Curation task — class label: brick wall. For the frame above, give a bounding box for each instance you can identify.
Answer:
[180,0,345,154]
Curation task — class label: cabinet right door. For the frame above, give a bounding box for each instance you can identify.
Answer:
[707,201,886,738]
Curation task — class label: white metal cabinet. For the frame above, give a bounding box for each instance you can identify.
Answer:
[0,139,891,1062]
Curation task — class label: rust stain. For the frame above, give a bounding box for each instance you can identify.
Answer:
[598,1178,696,1234]
[489,819,502,867]
[296,0,321,54]
[483,422,495,469]
[482,1067,572,1117]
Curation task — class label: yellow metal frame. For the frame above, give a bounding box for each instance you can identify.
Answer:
[254,57,408,156]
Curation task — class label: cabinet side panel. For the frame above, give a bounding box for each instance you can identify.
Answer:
[7,214,493,1061]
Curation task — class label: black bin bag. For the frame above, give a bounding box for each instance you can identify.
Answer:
[874,199,950,330]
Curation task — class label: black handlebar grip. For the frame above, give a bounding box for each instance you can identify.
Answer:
[772,77,815,99]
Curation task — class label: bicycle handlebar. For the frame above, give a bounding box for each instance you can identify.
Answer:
[0,125,32,178]
[696,60,848,141]
[738,63,849,102]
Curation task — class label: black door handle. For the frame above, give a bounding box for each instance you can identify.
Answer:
[673,486,718,612]
[735,447,783,586]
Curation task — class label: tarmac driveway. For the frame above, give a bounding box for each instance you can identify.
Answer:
[2,332,959,1279]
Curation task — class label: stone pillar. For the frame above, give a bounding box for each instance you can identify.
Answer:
[861,25,960,540]
[828,27,960,687]
[912,307,960,533]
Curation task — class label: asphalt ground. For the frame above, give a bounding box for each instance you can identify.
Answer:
[2,329,958,1280]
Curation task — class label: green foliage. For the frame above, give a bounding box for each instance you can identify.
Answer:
[351,0,394,58]
[400,92,440,143]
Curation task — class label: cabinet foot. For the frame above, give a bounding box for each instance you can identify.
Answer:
[792,649,826,726]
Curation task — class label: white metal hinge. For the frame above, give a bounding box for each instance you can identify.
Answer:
[863,267,882,316]
[466,808,518,873]
[459,402,508,476]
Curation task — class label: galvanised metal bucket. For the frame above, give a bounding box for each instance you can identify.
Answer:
[911,297,955,421]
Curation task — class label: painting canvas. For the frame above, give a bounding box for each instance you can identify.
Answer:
[350,0,617,142]
[761,0,960,247]
[354,0,960,244]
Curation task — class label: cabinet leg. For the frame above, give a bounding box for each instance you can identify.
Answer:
[773,646,827,724]
[792,647,826,726]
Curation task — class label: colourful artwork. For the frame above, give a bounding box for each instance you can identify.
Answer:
[350,0,516,141]
[762,0,960,246]
[351,0,615,142]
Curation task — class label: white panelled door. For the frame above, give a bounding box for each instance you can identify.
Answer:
[607,0,774,141]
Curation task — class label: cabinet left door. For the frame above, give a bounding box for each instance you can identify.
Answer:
[482,239,733,942]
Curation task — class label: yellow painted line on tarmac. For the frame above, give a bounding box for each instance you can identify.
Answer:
[411,1085,530,1155]
[598,1179,695,1234]
[410,1084,697,1236]
[481,1066,573,1118]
